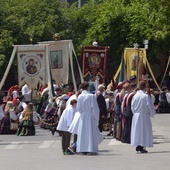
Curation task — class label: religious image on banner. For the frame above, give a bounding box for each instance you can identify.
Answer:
[50,50,63,69]
[131,55,138,71]
[17,45,46,89]
[81,46,108,82]
[88,54,101,68]
[38,41,71,84]
[25,58,38,74]
[123,48,146,80]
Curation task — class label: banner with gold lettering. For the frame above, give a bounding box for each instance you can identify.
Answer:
[81,46,109,82]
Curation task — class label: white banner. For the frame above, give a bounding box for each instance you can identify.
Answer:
[39,40,70,84]
[17,45,46,89]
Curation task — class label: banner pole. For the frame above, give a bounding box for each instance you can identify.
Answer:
[0,45,17,90]
[160,54,170,85]
[145,55,161,91]
[69,42,77,92]
[46,45,54,101]
[71,41,84,83]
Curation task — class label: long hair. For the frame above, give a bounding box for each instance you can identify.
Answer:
[22,103,34,114]
[4,101,14,112]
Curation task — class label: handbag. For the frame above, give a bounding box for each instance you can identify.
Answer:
[10,122,18,130]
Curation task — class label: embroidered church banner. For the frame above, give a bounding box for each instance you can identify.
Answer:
[39,40,70,84]
[81,46,109,82]
[108,48,161,91]
[17,45,46,89]
[123,48,147,80]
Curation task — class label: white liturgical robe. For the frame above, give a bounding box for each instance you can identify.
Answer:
[75,90,103,153]
[57,106,77,132]
[131,90,155,147]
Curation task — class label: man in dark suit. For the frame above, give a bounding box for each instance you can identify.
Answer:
[96,84,107,132]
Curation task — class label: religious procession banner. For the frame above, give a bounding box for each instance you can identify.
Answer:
[123,48,147,81]
[38,40,70,85]
[107,47,161,91]
[81,46,109,82]
[17,45,46,89]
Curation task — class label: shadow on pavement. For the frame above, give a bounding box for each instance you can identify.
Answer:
[147,151,170,154]
[153,135,170,144]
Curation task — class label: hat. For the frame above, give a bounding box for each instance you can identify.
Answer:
[14,85,19,89]
[129,75,136,82]
[67,92,74,97]
[64,95,69,101]
[116,82,123,89]
[131,83,137,88]
[123,81,130,88]
[12,98,19,104]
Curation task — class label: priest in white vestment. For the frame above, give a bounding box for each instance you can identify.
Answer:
[75,82,103,154]
[131,81,155,153]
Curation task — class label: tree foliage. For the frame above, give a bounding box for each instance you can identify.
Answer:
[0,0,169,83]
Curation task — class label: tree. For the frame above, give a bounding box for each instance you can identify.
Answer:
[0,0,63,87]
[0,0,169,87]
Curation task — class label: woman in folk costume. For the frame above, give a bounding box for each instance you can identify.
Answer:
[16,103,38,136]
[113,82,123,140]
[57,99,77,155]
[75,81,103,155]
[0,101,18,134]
[17,96,27,113]
[131,81,155,153]
[105,91,115,136]
[8,85,20,99]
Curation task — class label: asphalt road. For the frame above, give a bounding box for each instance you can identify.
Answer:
[0,113,170,170]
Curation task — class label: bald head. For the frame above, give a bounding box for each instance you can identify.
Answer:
[98,84,105,93]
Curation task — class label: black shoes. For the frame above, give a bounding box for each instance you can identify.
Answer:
[136,146,148,154]
[81,152,88,155]
[137,149,148,154]
[80,152,98,156]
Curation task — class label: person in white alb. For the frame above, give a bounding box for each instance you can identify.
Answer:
[131,81,155,153]
[75,82,103,155]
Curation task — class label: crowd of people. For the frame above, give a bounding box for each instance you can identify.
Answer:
[36,75,168,155]
[0,75,170,155]
[0,84,40,135]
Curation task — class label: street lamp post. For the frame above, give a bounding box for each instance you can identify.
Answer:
[143,39,149,49]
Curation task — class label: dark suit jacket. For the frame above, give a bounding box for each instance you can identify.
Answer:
[97,94,107,119]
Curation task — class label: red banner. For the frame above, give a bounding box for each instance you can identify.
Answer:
[81,46,109,82]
